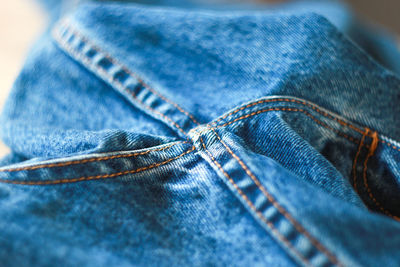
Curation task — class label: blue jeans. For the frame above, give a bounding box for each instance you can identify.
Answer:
[1,1,400,266]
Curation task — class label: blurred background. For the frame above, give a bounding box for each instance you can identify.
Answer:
[0,0,399,156]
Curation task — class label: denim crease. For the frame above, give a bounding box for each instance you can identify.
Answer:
[1,1,400,266]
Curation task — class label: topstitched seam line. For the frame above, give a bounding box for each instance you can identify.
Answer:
[0,147,195,185]
[54,21,201,134]
[217,107,360,145]
[212,98,400,152]
[212,98,364,134]
[59,21,201,126]
[208,127,342,266]
[0,142,186,172]
[198,135,312,267]
[53,29,188,137]
[116,61,201,126]
[191,107,364,147]
[380,139,400,152]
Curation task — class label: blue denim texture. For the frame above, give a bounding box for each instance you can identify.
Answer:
[1,0,400,266]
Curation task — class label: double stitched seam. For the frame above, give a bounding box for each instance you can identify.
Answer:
[361,131,400,221]
[53,22,201,136]
[53,30,186,136]
[214,107,360,145]
[212,98,364,135]
[198,135,312,267]
[191,107,363,147]
[207,127,342,266]
[212,98,400,152]
[0,142,185,172]
[120,67,200,126]
[0,146,195,185]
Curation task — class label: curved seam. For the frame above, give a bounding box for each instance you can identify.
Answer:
[218,108,360,145]
[199,135,312,267]
[0,142,186,172]
[212,98,364,134]
[209,126,342,266]
[192,108,363,147]
[212,98,400,152]
[0,146,195,185]
[361,132,400,221]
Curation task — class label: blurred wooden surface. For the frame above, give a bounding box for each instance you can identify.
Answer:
[346,0,400,35]
[0,0,45,157]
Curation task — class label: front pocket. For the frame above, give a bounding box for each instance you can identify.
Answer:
[208,95,400,221]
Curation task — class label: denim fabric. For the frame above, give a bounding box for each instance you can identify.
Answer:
[1,1,400,266]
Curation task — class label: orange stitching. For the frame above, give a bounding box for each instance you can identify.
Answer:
[56,22,200,128]
[380,139,400,152]
[213,98,364,134]
[64,23,200,126]
[53,31,189,137]
[119,67,200,126]
[362,131,400,221]
[209,127,341,266]
[199,136,311,266]
[0,146,195,185]
[216,107,360,146]
[191,107,363,148]
[212,97,400,152]
[112,74,189,136]
[59,20,400,154]
[0,142,184,172]
[352,132,367,193]
[205,103,400,225]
